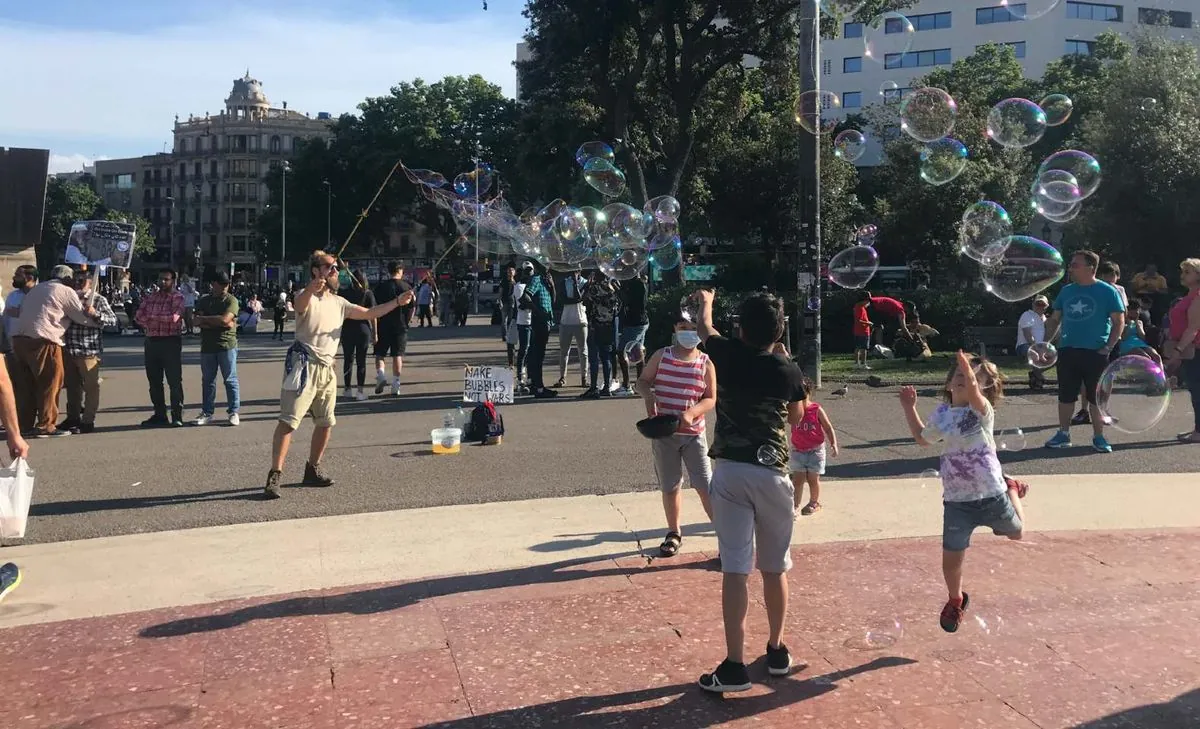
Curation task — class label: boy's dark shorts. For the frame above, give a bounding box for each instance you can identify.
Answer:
[943,493,1022,552]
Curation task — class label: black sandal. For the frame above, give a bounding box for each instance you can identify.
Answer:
[659,531,682,557]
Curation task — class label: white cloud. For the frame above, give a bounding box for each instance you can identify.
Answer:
[48,153,108,174]
[0,7,523,160]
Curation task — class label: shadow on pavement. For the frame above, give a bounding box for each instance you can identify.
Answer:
[1071,688,1200,728]
[30,488,262,517]
[529,522,715,553]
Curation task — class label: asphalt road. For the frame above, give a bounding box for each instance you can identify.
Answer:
[8,317,1198,545]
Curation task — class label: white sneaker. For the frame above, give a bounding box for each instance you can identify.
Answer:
[344,387,354,399]
[355,389,368,401]
[863,364,872,370]
[390,382,401,397]
[192,414,211,426]
[228,412,240,426]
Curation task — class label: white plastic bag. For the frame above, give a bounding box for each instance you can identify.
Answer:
[0,458,35,539]
[282,364,304,392]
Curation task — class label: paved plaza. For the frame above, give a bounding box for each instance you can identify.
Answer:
[2,318,1200,727]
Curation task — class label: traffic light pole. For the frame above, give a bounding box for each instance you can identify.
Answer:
[798,3,822,389]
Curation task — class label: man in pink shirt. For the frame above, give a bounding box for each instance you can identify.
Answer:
[11,265,96,437]
[136,268,187,427]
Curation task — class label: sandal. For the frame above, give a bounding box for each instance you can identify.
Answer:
[800,502,821,516]
[659,531,682,557]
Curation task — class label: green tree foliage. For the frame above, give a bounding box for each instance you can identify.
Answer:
[100,209,156,257]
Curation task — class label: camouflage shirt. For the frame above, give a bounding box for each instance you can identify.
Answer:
[702,335,807,472]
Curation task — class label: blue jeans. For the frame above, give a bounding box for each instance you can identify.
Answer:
[588,320,617,387]
[200,348,240,416]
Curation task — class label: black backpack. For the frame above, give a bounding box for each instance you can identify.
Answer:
[465,401,504,445]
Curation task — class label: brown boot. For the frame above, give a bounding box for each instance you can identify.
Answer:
[303,461,334,487]
[263,469,282,499]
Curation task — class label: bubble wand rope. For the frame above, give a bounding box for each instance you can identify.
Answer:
[333,159,405,288]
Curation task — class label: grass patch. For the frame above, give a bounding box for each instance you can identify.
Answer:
[813,353,1033,386]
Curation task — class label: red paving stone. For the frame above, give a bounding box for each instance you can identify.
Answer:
[4,529,1200,728]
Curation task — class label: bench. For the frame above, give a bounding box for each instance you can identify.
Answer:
[964,326,1014,358]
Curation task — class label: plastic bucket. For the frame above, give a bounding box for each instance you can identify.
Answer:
[431,427,462,455]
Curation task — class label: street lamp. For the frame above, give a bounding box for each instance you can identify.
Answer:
[166,196,176,269]
[281,161,290,284]
[322,180,332,248]
[193,243,202,277]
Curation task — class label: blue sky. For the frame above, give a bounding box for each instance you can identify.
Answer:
[0,0,528,172]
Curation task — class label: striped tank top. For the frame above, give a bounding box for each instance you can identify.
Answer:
[652,346,709,435]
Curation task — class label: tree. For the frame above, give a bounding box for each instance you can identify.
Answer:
[39,178,99,272]
[101,209,156,257]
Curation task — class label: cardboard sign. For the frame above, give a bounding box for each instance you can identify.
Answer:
[463,365,514,404]
[65,220,136,268]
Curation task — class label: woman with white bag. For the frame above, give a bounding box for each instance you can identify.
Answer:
[0,354,31,603]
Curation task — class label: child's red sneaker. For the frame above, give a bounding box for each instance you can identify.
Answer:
[939,592,969,633]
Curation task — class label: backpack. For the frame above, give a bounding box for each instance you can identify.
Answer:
[465,401,504,445]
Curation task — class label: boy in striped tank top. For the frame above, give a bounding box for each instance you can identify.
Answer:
[638,314,716,557]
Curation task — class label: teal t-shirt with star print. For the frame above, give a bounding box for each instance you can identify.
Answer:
[1053,281,1124,351]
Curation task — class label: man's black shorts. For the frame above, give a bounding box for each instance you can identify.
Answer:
[1056,347,1108,404]
[374,328,408,358]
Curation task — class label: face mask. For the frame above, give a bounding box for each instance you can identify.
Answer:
[674,331,702,349]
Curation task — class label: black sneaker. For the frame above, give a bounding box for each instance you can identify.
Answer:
[534,388,558,399]
[78,422,95,434]
[1071,409,1091,425]
[303,461,335,487]
[766,643,793,676]
[939,591,970,633]
[57,419,80,432]
[140,415,169,428]
[170,418,185,428]
[698,659,752,693]
[578,387,599,399]
[263,470,283,499]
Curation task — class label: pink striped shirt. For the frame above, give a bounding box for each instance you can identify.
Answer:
[653,347,709,435]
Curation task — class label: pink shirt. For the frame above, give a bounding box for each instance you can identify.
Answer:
[13,280,90,346]
[790,402,825,452]
[652,347,709,435]
[1168,290,1200,345]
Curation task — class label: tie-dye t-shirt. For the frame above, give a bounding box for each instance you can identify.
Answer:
[920,401,1006,502]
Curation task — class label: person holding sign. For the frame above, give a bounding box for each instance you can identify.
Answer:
[263,251,415,499]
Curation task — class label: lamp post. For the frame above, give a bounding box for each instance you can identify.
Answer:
[797,2,822,388]
[322,180,332,249]
[166,196,176,270]
[193,243,202,278]
[281,161,290,284]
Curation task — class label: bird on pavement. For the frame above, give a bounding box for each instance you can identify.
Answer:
[831,384,849,397]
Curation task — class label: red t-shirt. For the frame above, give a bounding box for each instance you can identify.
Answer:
[870,296,906,318]
[852,303,872,336]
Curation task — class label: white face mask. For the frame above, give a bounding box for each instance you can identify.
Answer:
[674,331,701,349]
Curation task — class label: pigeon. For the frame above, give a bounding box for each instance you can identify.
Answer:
[831,384,849,397]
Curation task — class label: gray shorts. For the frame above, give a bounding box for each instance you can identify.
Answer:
[710,459,795,575]
[943,493,1023,552]
[788,445,826,475]
[651,432,712,493]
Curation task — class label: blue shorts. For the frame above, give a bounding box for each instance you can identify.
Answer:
[620,324,649,350]
[943,493,1022,552]
[854,335,871,351]
[788,446,826,475]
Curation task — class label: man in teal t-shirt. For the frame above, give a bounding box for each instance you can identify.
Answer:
[1043,250,1126,453]
[192,271,241,426]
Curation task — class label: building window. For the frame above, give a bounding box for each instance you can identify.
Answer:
[292,137,301,153]
[1066,2,1123,21]
[843,91,863,108]
[178,163,186,178]
[249,135,259,152]
[1065,38,1096,55]
[822,59,832,75]
[977,41,1027,58]
[1139,7,1193,28]
[210,160,218,177]
[193,162,201,177]
[179,138,190,153]
[844,22,863,38]
[209,183,218,199]
[247,209,258,226]
[425,240,436,258]
[884,48,951,69]
[844,56,863,73]
[209,208,217,224]
[143,207,151,220]
[977,4,1025,23]
[270,135,282,154]
[889,11,951,32]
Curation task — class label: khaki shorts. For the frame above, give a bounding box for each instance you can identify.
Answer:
[651,432,712,493]
[710,459,795,575]
[278,360,338,429]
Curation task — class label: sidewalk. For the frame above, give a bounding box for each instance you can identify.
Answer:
[4,528,1200,728]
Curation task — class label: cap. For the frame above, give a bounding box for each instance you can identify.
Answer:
[1032,294,1049,305]
[50,264,74,282]
[208,270,231,285]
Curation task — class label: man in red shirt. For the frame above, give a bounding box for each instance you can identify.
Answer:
[852,299,872,369]
[858,291,909,347]
[136,268,187,427]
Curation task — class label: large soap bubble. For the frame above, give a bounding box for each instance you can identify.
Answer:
[879,80,900,101]
[453,169,494,198]
[1002,0,1063,21]
[1038,150,1102,200]
[1032,194,1081,224]
[603,203,654,246]
[1097,356,1171,434]
[648,235,682,271]
[1040,94,1074,127]
[864,12,915,65]
[834,129,867,162]
[1035,169,1082,205]
[795,90,842,135]
[986,98,1047,149]
[644,195,681,224]
[854,223,878,247]
[980,236,1065,303]
[583,157,626,197]
[405,169,447,188]
[919,138,968,186]
[959,202,1013,262]
[828,245,880,290]
[1026,342,1058,370]
[575,141,615,168]
[899,87,957,143]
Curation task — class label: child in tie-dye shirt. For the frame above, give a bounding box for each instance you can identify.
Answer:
[899,351,1027,634]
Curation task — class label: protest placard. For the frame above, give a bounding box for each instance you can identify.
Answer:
[65,220,136,268]
[463,365,514,404]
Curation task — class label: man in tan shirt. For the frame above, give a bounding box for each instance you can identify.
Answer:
[264,251,415,499]
[11,265,96,437]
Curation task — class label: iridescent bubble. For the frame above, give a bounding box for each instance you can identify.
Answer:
[819,0,867,16]
[795,90,842,135]
[1002,0,1062,21]
[864,12,915,66]
[854,223,878,246]
[575,140,615,168]
[579,206,607,237]
[996,428,1026,452]
[624,340,646,366]
[603,203,654,246]
[1038,150,1101,200]
[980,236,1065,303]
[756,444,788,467]
[1027,342,1059,370]
[845,619,904,650]
[600,246,647,281]
[806,296,821,312]
[645,195,681,224]
[827,245,879,290]
[1040,93,1074,127]
[1098,356,1172,434]
[986,98,1047,149]
[453,169,493,198]
[1035,169,1082,205]
[834,129,867,162]
[582,157,626,197]
[1141,97,1158,112]
[648,235,682,271]
[405,169,446,188]
[879,80,900,101]
[899,87,957,143]
[919,468,940,488]
[959,202,1013,262]
[680,293,700,322]
[1031,193,1081,224]
[919,138,968,186]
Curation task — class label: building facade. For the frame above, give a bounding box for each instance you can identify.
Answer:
[0,147,48,275]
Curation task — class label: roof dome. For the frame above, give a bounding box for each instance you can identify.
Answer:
[226,70,269,108]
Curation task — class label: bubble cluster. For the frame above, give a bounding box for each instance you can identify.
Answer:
[919,138,968,186]
[1098,356,1172,434]
[827,245,880,290]
[899,87,957,143]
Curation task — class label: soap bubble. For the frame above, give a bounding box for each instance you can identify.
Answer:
[996,428,1026,452]
[919,468,940,488]
[453,169,494,198]
[582,157,626,197]
[575,141,615,167]
[648,235,682,271]
[980,236,1065,303]
[919,138,968,186]
[827,245,879,290]
[864,12,915,65]
[1040,93,1074,126]
[795,90,842,135]
[854,223,878,246]
[819,0,867,16]
[1141,97,1158,112]
[1032,195,1081,224]
[603,203,654,245]
[757,444,788,467]
[1097,356,1172,434]
[1038,150,1101,200]
[1035,169,1083,205]
[579,206,607,236]
[644,195,681,224]
[806,296,821,312]
[1002,0,1062,20]
[1026,342,1058,370]
[845,619,904,650]
[680,293,700,322]
[959,202,1013,262]
[986,98,1047,149]
[900,87,957,143]
[879,80,900,100]
[599,245,646,281]
[405,169,447,188]
[624,340,646,366]
[834,129,867,162]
